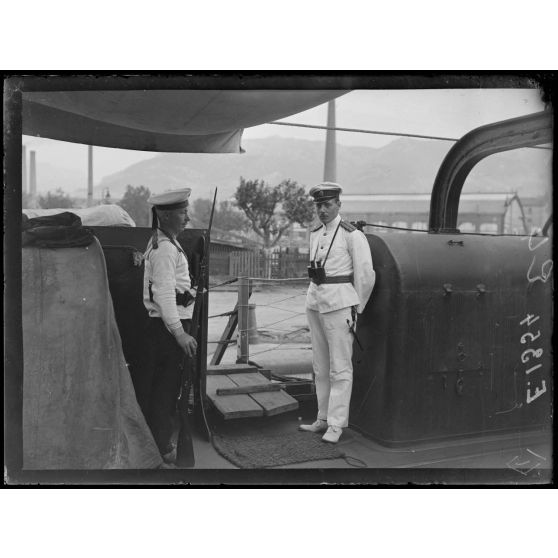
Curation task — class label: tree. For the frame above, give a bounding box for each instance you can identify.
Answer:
[234,177,314,248]
[189,198,212,229]
[216,200,250,232]
[117,185,151,226]
[38,188,74,209]
[190,198,249,232]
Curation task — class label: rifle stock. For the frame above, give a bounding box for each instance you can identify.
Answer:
[176,189,217,466]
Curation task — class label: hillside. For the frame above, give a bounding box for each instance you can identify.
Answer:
[97,136,552,200]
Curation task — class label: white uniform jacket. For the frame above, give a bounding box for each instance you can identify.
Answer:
[143,230,195,328]
[306,214,375,314]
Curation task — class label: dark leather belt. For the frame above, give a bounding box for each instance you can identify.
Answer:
[311,274,353,285]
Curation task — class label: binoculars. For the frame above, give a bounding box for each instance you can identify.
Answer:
[307,260,326,285]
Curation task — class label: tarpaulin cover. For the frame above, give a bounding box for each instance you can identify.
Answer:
[22,238,162,469]
[22,211,95,248]
[22,90,347,153]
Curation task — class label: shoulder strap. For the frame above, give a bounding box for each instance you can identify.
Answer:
[340,220,357,232]
[322,221,342,266]
[145,231,185,261]
[158,228,186,256]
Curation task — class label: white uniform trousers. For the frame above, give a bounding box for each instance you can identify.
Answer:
[306,306,353,428]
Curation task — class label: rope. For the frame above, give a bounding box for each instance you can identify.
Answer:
[259,292,308,305]
[207,309,237,319]
[209,278,238,290]
[207,277,310,361]
[358,222,546,236]
[271,120,459,142]
[239,312,307,333]
[269,121,552,150]
[360,222,430,233]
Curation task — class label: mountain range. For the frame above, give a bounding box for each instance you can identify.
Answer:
[92,136,551,201]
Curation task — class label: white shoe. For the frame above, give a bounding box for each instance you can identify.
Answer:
[298,419,328,433]
[322,426,342,443]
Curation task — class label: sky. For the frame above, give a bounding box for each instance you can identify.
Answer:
[21,88,548,191]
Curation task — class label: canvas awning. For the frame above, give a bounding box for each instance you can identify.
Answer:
[22,90,347,153]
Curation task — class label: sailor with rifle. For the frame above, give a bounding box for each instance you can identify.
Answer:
[299,183,375,443]
[140,188,198,465]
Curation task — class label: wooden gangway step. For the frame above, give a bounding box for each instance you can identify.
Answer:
[206,365,299,420]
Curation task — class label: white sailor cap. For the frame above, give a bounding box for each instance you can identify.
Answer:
[148,188,191,209]
[309,182,342,202]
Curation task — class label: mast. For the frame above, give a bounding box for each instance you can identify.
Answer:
[323,100,337,182]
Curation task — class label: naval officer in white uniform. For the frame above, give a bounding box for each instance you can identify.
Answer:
[300,182,375,443]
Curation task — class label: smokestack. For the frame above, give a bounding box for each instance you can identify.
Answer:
[323,100,337,182]
[29,150,37,196]
[87,145,94,207]
[22,145,28,194]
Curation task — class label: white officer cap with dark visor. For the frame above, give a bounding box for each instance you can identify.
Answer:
[309,182,343,202]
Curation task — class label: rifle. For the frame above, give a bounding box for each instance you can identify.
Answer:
[176,188,217,467]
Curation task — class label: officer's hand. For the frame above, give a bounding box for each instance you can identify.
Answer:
[175,331,198,358]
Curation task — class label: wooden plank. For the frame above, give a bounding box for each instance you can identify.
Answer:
[250,390,299,416]
[206,364,259,375]
[216,383,285,396]
[206,375,263,419]
[227,372,299,417]
[227,372,271,387]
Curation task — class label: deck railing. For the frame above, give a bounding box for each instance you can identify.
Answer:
[228,249,308,279]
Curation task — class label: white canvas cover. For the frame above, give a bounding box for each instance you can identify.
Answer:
[23,205,136,227]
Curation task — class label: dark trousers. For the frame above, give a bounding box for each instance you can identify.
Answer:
[134,318,192,455]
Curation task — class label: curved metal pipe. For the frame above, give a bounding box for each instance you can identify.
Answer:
[429,111,553,233]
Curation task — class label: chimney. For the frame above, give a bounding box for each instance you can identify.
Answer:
[87,145,94,207]
[323,100,337,182]
[22,145,28,194]
[29,150,37,196]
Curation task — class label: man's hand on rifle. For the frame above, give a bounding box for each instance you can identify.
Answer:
[174,330,198,358]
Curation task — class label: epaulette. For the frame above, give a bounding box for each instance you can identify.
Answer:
[340,220,357,232]
[311,224,323,233]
